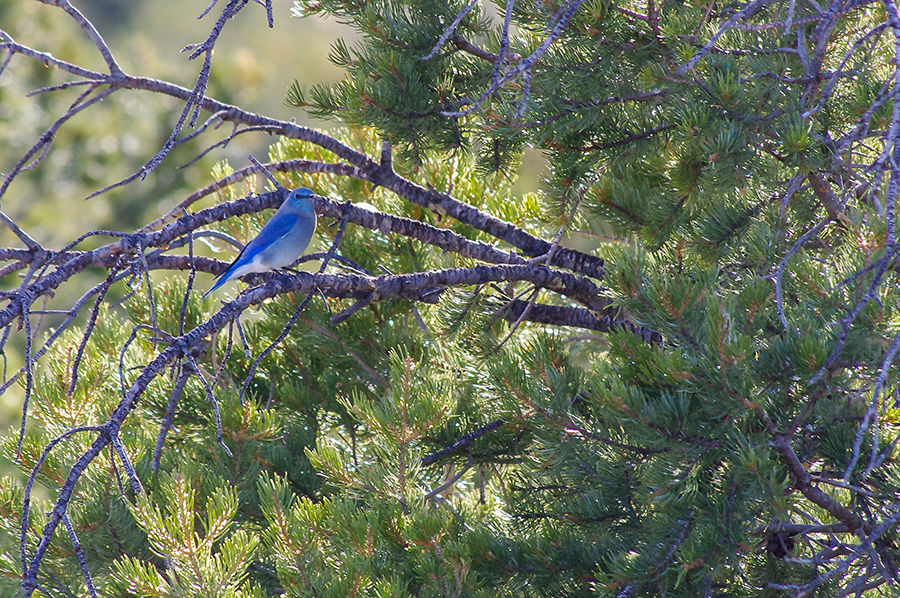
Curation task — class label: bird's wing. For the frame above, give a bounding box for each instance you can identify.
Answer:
[238,211,299,262]
[203,211,301,298]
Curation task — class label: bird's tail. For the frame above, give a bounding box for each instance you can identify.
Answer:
[202,273,228,299]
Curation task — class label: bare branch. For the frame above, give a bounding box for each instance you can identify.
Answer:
[37,0,123,75]
[0,39,607,280]
[771,434,868,534]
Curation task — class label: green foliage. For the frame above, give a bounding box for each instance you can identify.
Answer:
[110,473,263,598]
[3,0,900,594]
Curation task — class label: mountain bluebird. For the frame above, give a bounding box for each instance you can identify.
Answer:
[203,187,317,298]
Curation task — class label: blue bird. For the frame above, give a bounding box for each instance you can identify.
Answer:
[203,187,317,298]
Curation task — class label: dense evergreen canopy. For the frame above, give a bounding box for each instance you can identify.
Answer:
[1,0,899,595]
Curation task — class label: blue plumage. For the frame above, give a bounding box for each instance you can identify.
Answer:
[203,187,317,298]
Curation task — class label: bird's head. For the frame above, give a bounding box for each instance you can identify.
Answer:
[286,187,316,213]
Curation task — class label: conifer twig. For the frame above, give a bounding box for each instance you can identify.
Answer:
[110,431,145,496]
[773,218,829,330]
[677,0,775,73]
[441,0,588,118]
[330,294,374,326]
[771,434,868,535]
[179,221,196,336]
[495,286,541,349]
[152,366,191,478]
[16,307,34,462]
[247,154,284,189]
[62,513,98,598]
[0,269,131,403]
[425,463,471,501]
[422,0,478,61]
[20,425,105,577]
[300,319,390,387]
[422,419,505,466]
[235,315,252,358]
[68,271,117,397]
[140,0,258,179]
[188,353,231,456]
[810,249,896,385]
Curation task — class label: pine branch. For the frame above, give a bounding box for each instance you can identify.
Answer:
[501,299,661,342]
[807,171,844,220]
[0,40,606,281]
[771,434,869,535]
[0,188,616,331]
[422,419,505,466]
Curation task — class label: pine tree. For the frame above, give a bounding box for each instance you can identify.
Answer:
[1,0,899,595]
